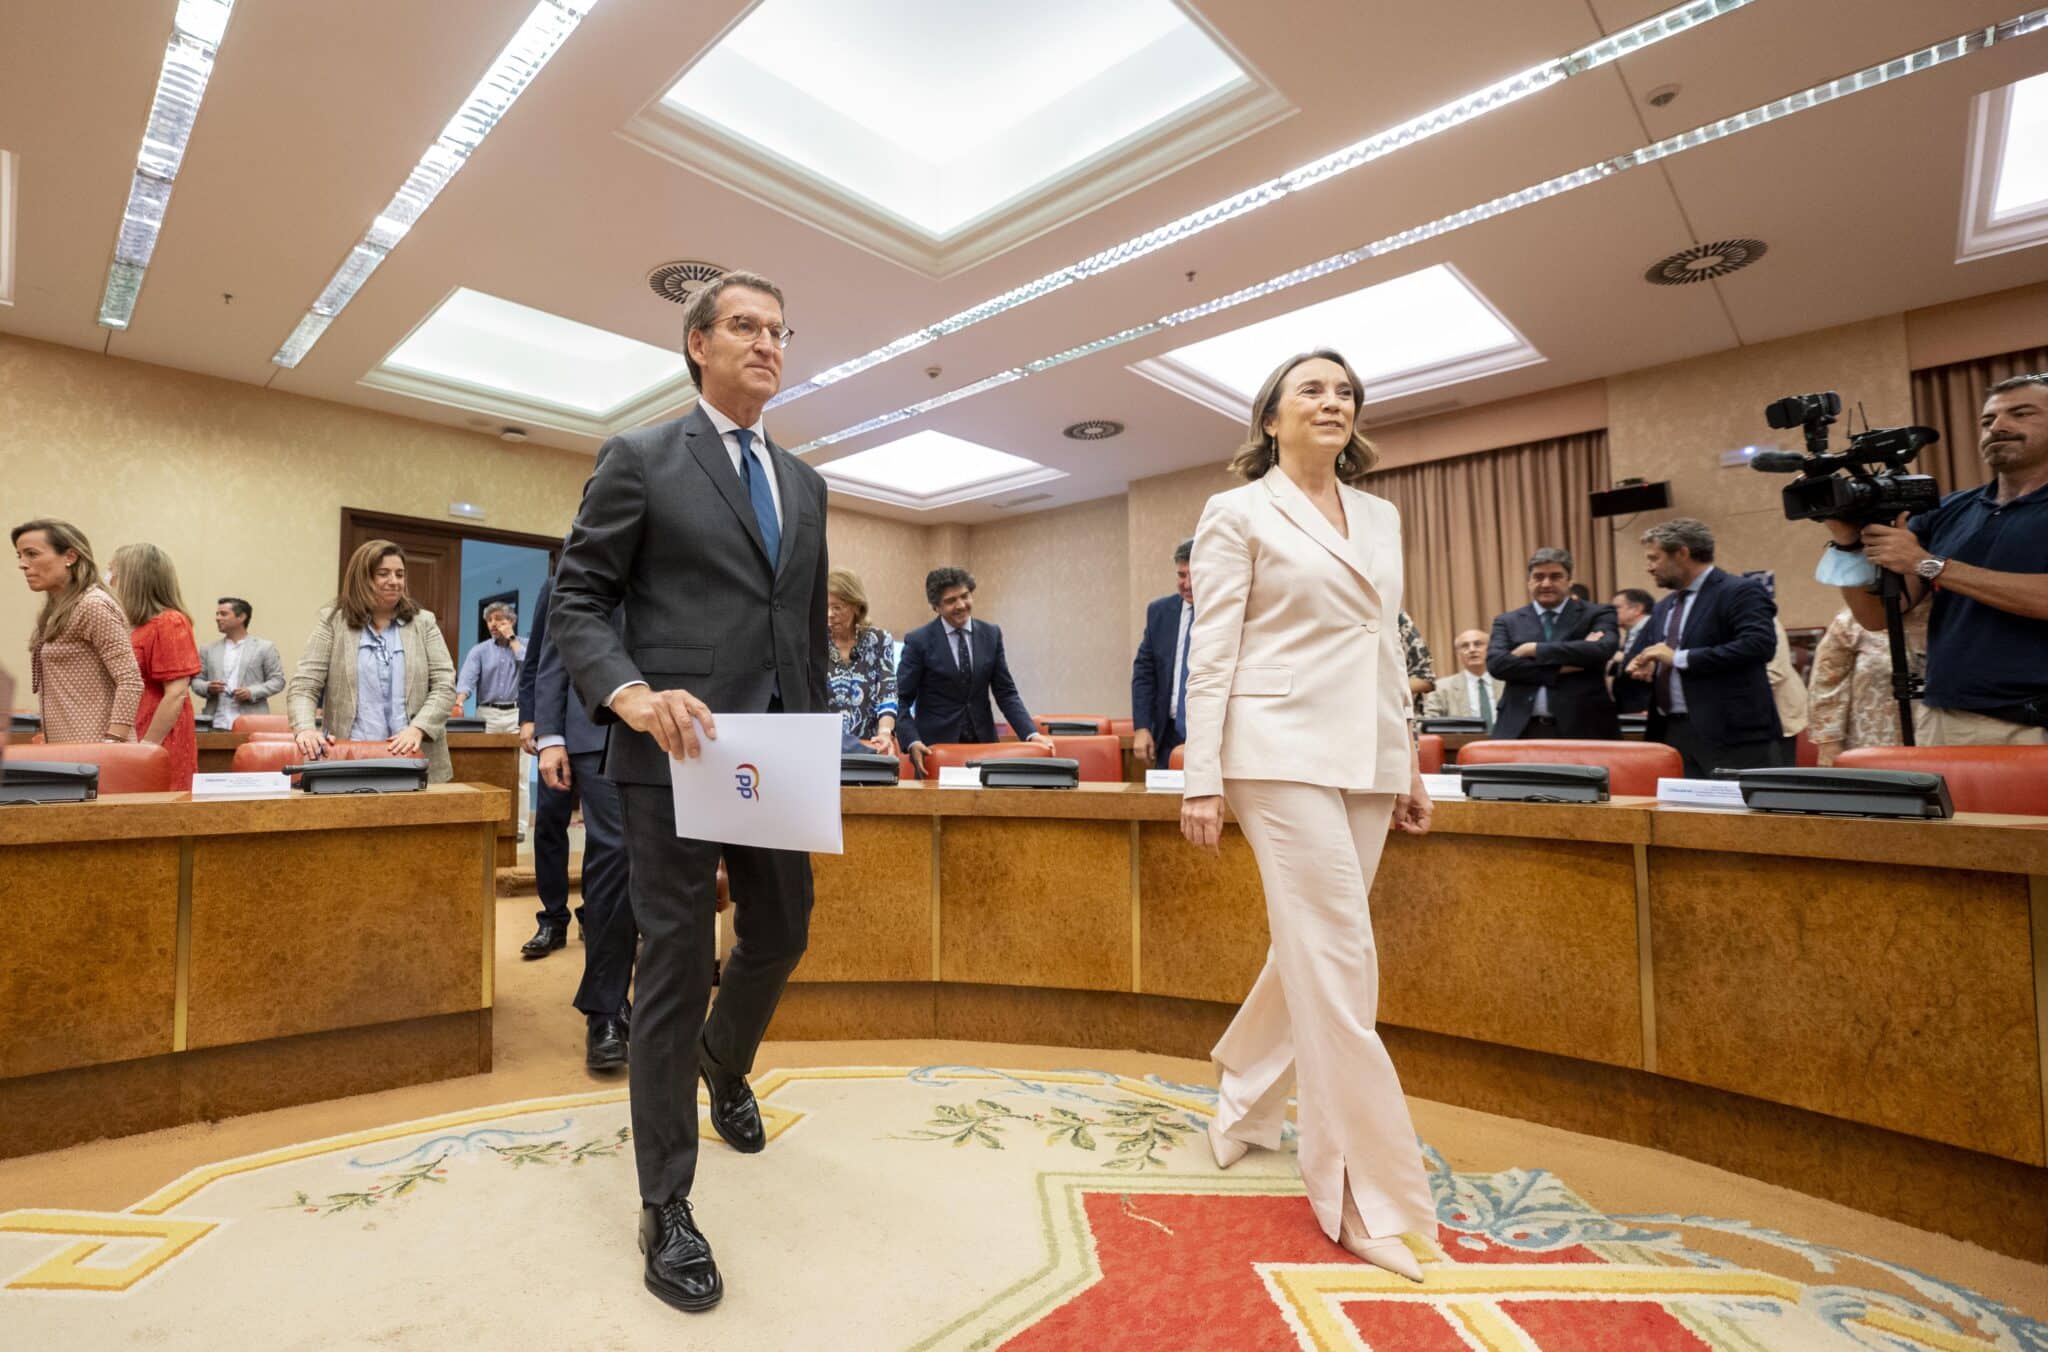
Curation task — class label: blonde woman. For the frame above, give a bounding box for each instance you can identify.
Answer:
[109,543,203,790]
[12,518,143,745]
[287,539,458,782]
[824,568,898,754]
[1180,349,1435,1283]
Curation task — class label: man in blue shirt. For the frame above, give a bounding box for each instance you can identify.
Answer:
[455,602,526,731]
[1817,374,2048,746]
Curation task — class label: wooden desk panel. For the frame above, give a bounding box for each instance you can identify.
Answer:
[1651,849,2044,1165]
[1,838,180,1078]
[803,816,935,983]
[940,817,1132,992]
[1137,820,1267,1004]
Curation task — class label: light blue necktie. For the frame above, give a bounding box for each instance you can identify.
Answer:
[1172,610,1192,739]
[734,428,780,565]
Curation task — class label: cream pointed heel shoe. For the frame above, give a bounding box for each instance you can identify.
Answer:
[1207,1119,1249,1169]
[1340,1229,1424,1283]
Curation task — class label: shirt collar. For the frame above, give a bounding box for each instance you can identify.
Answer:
[945,618,973,636]
[701,398,767,449]
[1682,564,1716,595]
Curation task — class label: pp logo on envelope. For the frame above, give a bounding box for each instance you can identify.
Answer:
[734,763,762,801]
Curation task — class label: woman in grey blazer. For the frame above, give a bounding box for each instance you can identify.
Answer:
[287,539,457,782]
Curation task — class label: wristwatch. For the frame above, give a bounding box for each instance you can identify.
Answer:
[1915,555,1949,582]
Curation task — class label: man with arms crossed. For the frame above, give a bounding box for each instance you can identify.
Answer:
[550,271,829,1315]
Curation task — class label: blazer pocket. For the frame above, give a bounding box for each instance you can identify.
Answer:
[1230,665,1292,697]
[632,644,714,675]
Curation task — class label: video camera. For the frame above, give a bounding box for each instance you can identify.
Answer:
[1751,391,1940,526]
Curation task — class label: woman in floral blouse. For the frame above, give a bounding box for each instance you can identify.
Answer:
[824,569,899,754]
[109,542,203,791]
[1807,605,1929,764]
[12,518,143,746]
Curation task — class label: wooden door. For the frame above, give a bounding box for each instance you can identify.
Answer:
[339,515,462,632]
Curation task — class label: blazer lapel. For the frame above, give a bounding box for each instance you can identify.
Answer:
[769,440,800,581]
[684,409,771,566]
[1261,470,1380,603]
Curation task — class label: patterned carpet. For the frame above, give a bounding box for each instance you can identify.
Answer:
[5,1066,2043,1350]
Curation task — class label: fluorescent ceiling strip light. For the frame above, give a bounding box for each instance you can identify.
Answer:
[98,0,237,330]
[767,0,1756,408]
[796,9,2048,454]
[271,0,598,368]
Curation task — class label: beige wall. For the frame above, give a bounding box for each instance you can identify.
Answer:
[967,495,1131,718]
[823,510,932,643]
[1124,460,1235,648]
[1608,314,1913,629]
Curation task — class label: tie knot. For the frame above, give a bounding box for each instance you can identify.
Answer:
[733,428,754,455]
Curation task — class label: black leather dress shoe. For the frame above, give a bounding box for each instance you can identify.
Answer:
[639,1200,722,1312]
[520,924,567,959]
[699,1037,765,1153]
[586,1016,627,1071]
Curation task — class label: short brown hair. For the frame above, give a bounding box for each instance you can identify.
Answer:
[335,539,419,630]
[827,567,871,632]
[1226,349,1379,486]
[681,270,786,388]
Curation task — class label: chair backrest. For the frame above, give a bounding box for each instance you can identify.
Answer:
[230,740,301,774]
[244,731,297,742]
[1794,727,1819,768]
[1167,744,1185,770]
[28,741,174,794]
[327,740,412,761]
[1835,744,2048,816]
[1455,738,1683,797]
[1109,718,1136,737]
[924,742,1053,773]
[1035,714,1113,734]
[1049,733,1122,782]
[1416,734,1444,775]
[234,714,291,734]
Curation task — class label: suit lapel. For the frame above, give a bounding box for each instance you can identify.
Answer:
[684,409,772,566]
[1261,470,1380,603]
[769,441,800,581]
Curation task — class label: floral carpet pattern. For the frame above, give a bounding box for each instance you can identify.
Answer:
[1,1067,2040,1350]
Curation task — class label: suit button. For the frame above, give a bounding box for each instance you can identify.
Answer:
[761,659,775,671]
[1363,621,1380,634]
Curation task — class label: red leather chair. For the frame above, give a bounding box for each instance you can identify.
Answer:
[1417,734,1444,775]
[1035,714,1113,734]
[1835,745,2048,816]
[923,742,1052,774]
[229,739,301,774]
[244,730,296,742]
[1455,738,1683,797]
[1050,733,1122,782]
[1794,728,1820,767]
[1167,744,1185,770]
[27,742,173,794]
[1109,718,1136,737]
[234,714,291,734]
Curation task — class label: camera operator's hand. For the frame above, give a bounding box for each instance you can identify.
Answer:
[1861,514,1930,575]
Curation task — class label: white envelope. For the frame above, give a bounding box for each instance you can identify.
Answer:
[666,713,844,854]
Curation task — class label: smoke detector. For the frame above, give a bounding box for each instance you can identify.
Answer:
[1644,239,1768,285]
[1062,419,1124,440]
[646,260,727,305]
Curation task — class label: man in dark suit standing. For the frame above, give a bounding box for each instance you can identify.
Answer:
[551,270,829,1315]
[1620,518,1784,775]
[525,565,635,1070]
[1486,547,1621,740]
[1130,537,1194,767]
[897,566,1054,775]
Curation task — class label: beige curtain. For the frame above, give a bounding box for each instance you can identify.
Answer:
[1365,431,1615,665]
[1910,345,2048,496]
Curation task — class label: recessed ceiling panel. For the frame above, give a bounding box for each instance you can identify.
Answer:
[819,429,1066,510]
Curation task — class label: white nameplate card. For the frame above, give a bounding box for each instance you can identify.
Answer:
[1656,778,1748,810]
[191,771,292,800]
[1420,773,1465,801]
[1145,769,1186,793]
[937,765,983,789]
[667,713,843,853]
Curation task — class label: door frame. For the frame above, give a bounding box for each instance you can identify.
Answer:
[338,509,565,581]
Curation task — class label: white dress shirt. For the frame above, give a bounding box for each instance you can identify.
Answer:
[944,618,974,669]
[1168,600,1192,717]
[1662,565,1717,716]
[214,635,247,727]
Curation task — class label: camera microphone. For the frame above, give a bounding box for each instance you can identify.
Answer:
[1749,450,1811,473]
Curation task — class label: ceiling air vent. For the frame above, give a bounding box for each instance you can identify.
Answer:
[647,260,727,304]
[1644,239,1768,285]
[1062,419,1124,440]
[994,492,1055,510]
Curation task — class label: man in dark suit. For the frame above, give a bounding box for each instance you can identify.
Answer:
[525,566,636,1070]
[1130,537,1194,766]
[1620,518,1784,775]
[551,270,829,1315]
[1608,587,1655,714]
[516,570,576,960]
[1485,547,1621,740]
[897,566,1054,775]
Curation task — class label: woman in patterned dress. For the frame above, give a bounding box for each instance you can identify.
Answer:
[1807,605,1930,764]
[11,518,143,746]
[823,568,899,754]
[108,543,203,791]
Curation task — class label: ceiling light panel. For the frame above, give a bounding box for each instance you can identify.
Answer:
[1135,265,1542,416]
[818,430,1066,510]
[271,0,600,369]
[797,7,2048,454]
[1994,70,2048,216]
[767,0,1759,409]
[363,287,693,437]
[97,0,237,330]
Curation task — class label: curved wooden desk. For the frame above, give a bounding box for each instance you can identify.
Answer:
[782,783,2048,1261]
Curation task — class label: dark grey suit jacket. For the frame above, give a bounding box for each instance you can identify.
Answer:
[549,406,831,787]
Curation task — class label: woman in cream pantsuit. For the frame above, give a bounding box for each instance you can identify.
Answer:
[1180,349,1436,1284]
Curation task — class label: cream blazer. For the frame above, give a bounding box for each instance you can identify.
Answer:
[1181,467,1414,799]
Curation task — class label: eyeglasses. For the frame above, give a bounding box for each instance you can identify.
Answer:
[711,314,794,349]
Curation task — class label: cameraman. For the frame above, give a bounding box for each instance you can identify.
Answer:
[1816,374,2048,745]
